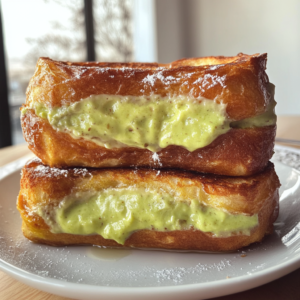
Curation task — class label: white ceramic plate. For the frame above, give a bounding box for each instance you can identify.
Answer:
[0,145,299,300]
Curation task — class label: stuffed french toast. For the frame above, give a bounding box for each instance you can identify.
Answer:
[18,53,280,252]
[17,159,280,252]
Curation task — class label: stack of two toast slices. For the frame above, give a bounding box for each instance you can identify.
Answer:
[18,53,280,252]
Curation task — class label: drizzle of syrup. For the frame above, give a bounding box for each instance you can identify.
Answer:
[87,246,132,261]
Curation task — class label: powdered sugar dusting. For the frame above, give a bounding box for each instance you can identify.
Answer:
[21,112,43,148]
[26,158,92,178]
[209,65,223,71]
[62,66,90,82]
[73,168,92,177]
[153,259,232,284]
[193,74,226,92]
[27,157,43,165]
[142,70,181,86]
[152,152,162,167]
[32,164,69,178]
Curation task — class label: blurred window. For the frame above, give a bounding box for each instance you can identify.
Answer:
[94,0,133,62]
[1,0,134,145]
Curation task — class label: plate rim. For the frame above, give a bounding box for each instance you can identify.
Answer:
[0,247,299,298]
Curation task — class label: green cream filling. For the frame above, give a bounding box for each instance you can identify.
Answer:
[37,188,258,245]
[23,83,276,152]
[27,95,230,152]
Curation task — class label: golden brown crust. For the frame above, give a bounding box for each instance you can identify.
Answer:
[17,160,280,251]
[21,110,276,176]
[26,53,270,120]
[171,53,265,67]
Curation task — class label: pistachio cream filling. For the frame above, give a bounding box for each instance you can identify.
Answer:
[22,83,276,152]
[36,188,258,245]
[25,95,230,152]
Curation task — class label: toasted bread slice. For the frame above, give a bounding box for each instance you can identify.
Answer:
[17,159,280,252]
[21,53,275,176]
[25,54,270,120]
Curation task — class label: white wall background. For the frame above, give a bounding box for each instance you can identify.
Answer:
[133,0,157,62]
[154,0,300,115]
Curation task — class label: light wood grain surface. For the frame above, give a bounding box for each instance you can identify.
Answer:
[0,116,299,300]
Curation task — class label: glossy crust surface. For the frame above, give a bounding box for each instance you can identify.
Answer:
[26,53,270,121]
[17,159,280,252]
[21,110,276,176]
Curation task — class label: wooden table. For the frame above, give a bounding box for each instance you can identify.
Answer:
[0,116,299,300]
